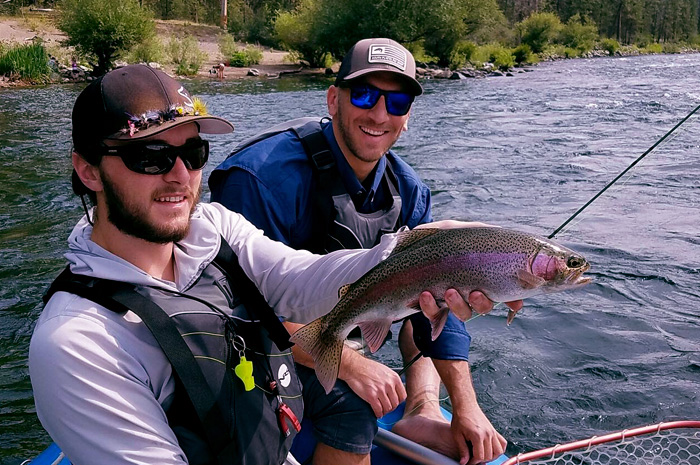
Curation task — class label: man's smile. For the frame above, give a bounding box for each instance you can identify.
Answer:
[360,126,387,136]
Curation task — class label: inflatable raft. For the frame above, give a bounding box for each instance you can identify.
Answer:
[28,402,509,465]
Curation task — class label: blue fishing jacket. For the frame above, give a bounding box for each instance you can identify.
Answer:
[209,120,470,360]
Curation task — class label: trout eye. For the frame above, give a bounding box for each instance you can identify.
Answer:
[567,256,585,268]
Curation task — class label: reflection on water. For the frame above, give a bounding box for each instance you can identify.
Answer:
[1,55,699,462]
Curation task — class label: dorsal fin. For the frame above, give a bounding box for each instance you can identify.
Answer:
[392,228,441,256]
[338,284,352,299]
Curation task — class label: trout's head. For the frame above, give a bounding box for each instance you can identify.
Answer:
[530,241,592,291]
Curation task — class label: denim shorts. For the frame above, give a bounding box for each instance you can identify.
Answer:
[291,364,377,458]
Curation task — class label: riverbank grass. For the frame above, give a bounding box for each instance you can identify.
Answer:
[0,41,50,82]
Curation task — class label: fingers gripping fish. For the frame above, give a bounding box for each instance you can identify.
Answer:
[290,227,591,394]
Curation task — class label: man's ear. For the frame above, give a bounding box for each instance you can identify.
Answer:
[327,85,339,118]
[402,112,410,132]
[72,152,103,192]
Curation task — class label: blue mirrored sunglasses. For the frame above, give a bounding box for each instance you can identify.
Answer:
[348,84,414,116]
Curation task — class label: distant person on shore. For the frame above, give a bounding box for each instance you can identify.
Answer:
[210,38,521,465]
[217,62,225,79]
[47,55,58,71]
[28,63,493,465]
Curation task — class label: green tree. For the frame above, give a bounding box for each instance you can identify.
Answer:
[275,0,507,68]
[59,0,156,76]
[559,13,598,52]
[274,0,331,66]
[517,11,563,53]
[422,0,509,65]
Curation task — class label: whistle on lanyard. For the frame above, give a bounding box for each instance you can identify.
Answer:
[234,356,255,391]
[232,336,255,391]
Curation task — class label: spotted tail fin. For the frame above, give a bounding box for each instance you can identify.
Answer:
[289,317,344,394]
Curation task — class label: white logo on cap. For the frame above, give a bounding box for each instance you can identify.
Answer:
[177,86,194,109]
[368,44,407,71]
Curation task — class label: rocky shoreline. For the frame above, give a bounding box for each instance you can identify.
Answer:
[1,17,698,88]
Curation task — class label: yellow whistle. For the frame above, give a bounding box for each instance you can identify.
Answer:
[234,356,255,391]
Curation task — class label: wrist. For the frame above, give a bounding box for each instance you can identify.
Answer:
[337,345,362,381]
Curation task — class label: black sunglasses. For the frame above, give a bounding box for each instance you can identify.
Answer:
[347,84,414,116]
[100,138,209,175]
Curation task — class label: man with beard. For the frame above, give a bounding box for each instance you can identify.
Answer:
[209,38,518,465]
[29,64,504,465]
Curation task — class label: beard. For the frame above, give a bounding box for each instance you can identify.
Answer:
[99,171,200,244]
[335,101,401,164]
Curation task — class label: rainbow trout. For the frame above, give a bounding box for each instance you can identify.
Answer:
[290,226,591,393]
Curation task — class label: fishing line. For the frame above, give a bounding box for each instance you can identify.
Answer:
[548,102,700,239]
[550,123,690,238]
[396,351,423,377]
[401,104,700,378]
[462,103,700,327]
[376,395,450,428]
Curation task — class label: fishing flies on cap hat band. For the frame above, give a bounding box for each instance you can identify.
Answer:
[71,65,233,154]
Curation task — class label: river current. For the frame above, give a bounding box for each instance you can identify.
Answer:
[0,54,698,463]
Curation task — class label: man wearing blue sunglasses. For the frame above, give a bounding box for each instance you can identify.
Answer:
[210,38,513,465]
[31,64,509,465]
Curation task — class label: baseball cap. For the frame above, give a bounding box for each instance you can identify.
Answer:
[71,65,234,198]
[335,38,423,96]
[72,64,234,157]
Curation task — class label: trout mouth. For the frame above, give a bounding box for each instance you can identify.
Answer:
[565,261,592,287]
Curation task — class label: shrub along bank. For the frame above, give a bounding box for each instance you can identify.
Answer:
[1,2,699,84]
[0,41,51,83]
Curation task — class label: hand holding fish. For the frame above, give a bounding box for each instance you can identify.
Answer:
[290,226,591,394]
[418,289,523,323]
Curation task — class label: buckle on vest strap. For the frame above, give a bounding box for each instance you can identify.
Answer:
[311,149,335,172]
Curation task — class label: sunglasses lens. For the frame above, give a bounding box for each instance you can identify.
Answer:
[118,139,209,175]
[348,85,413,116]
[350,86,380,109]
[124,145,175,174]
[385,92,414,116]
[179,139,209,171]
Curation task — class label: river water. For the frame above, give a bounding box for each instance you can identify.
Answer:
[1,54,698,463]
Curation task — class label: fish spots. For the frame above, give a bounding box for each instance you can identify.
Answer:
[295,226,591,393]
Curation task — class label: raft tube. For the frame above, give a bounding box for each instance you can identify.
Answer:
[29,402,509,465]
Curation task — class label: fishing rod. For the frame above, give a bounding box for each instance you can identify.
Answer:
[398,102,700,376]
[548,102,700,239]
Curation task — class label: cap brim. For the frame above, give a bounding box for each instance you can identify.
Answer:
[341,68,423,96]
[105,115,234,141]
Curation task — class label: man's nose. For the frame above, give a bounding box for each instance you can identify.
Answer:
[366,95,390,121]
[163,155,190,182]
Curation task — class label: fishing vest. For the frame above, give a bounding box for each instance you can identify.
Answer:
[43,239,303,465]
[220,117,403,254]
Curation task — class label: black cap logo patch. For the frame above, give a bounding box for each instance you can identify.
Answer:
[368,44,407,71]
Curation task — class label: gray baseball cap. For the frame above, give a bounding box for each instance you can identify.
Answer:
[335,38,423,96]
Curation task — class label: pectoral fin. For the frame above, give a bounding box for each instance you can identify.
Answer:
[357,319,393,353]
[409,299,449,341]
[506,309,517,325]
[517,269,546,289]
[429,306,449,341]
